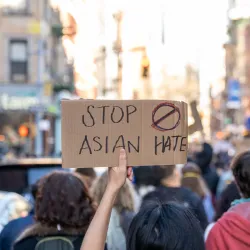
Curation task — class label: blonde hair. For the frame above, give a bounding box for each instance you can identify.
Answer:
[182,162,210,198]
[91,171,134,213]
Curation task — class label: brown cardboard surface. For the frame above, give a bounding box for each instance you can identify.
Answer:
[61,100,188,168]
[188,101,203,135]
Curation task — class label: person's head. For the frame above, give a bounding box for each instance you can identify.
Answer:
[215,181,240,221]
[91,171,134,213]
[35,171,95,230]
[133,166,161,188]
[75,168,97,189]
[182,162,209,198]
[214,152,231,170]
[156,165,182,187]
[127,202,205,250]
[231,151,250,198]
[195,142,213,173]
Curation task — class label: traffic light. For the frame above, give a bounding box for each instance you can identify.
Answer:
[0,135,5,142]
[141,55,150,78]
[18,125,29,138]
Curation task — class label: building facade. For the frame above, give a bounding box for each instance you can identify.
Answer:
[0,0,70,157]
[51,0,99,99]
[225,0,250,127]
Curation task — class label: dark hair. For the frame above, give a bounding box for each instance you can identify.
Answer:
[35,171,95,230]
[127,202,205,250]
[215,181,240,220]
[133,166,162,187]
[156,165,176,180]
[31,181,39,200]
[75,168,97,189]
[76,168,97,178]
[231,151,250,198]
[214,152,231,170]
[195,143,213,173]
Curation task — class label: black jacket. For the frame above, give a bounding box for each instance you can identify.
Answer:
[142,186,208,231]
[13,223,108,250]
[202,168,219,196]
[195,143,219,196]
[215,182,241,221]
[0,212,34,250]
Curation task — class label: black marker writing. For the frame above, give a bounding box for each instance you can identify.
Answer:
[82,104,138,126]
[164,136,171,151]
[155,135,187,155]
[128,137,140,153]
[79,135,141,155]
[79,136,92,154]
[111,106,124,123]
[93,136,102,151]
[172,136,182,151]
[105,136,108,153]
[126,105,137,123]
[82,105,95,127]
[180,137,187,151]
[155,136,164,155]
[97,106,110,124]
[112,135,125,152]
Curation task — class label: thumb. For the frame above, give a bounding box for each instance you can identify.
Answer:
[119,149,127,170]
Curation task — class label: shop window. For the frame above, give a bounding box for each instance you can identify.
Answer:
[1,0,30,15]
[9,39,28,83]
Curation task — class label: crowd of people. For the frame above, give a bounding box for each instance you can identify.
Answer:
[0,141,249,249]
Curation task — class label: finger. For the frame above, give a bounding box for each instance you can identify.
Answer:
[119,149,127,170]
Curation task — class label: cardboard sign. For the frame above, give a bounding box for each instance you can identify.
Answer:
[61,100,188,168]
[188,101,203,135]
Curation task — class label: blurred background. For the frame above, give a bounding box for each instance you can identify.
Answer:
[0,0,250,159]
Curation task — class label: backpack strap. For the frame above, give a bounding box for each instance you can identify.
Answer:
[35,236,76,250]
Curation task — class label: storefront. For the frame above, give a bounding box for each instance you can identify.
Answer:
[0,84,57,158]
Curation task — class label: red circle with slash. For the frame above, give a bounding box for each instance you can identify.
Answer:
[152,102,181,132]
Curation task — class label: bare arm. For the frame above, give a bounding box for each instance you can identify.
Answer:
[81,149,133,250]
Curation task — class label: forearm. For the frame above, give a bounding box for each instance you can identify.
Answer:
[81,184,118,250]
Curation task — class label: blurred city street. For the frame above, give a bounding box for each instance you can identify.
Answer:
[0,0,249,158]
[1,2,250,250]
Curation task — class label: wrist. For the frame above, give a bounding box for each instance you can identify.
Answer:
[106,183,120,195]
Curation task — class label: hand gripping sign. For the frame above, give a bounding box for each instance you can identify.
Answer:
[61,100,188,168]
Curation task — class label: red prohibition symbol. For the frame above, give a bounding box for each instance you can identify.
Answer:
[152,102,181,132]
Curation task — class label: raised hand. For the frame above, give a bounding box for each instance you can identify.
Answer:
[81,148,133,250]
[108,149,133,191]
